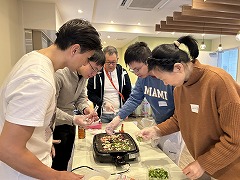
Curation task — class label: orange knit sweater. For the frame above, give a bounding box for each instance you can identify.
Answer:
[157,60,240,179]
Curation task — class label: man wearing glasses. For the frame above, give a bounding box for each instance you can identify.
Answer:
[105,42,184,165]
[87,46,132,123]
[52,50,105,171]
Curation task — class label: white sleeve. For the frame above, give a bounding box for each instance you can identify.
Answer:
[5,76,54,127]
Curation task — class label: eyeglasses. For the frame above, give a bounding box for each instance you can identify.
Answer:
[129,63,145,74]
[88,62,101,74]
[105,62,117,65]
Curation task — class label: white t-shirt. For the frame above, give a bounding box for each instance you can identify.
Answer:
[103,69,120,114]
[0,51,56,179]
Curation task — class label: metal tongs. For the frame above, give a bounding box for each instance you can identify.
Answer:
[86,105,99,123]
[94,105,99,112]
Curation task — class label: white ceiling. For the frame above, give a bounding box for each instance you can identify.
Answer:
[25,0,220,48]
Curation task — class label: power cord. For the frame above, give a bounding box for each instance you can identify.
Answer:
[71,163,131,175]
[71,165,94,172]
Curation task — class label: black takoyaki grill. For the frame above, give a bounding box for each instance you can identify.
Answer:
[93,132,139,166]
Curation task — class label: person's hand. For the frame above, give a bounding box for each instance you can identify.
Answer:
[83,107,92,115]
[105,116,121,135]
[88,108,99,121]
[136,126,161,141]
[182,160,205,179]
[51,140,61,158]
[57,171,84,179]
[83,106,99,122]
[73,115,95,127]
[103,102,115,113]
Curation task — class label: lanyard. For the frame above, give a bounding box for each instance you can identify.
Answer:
[104,67,125,102]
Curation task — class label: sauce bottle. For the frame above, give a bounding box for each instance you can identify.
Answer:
[73,105,85,139]
[78,126,85,139]
[119,124,124,133]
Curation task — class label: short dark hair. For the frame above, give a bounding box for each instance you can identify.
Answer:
[124,42,151,65]
[103,46,118,57]
[89,50,105,66]
[148,35,199,72]
[54,19,102,53]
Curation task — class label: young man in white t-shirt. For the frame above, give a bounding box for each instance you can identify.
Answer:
[0,18,102,180]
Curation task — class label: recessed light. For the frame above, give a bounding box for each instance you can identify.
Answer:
[137,23,141,25]
[78,10,83,13]
[110,21,114,24]
[107,36,111,38]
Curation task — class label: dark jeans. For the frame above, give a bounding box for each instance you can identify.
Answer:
[52,124,75,171]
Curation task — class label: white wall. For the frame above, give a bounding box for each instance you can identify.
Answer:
[211,36,240,51]
[212,36,240,83]
[22,1,57,30]
[0,1,63,85]
[0,0,25,85]
[55,6,63,31]
[198,51,218,67]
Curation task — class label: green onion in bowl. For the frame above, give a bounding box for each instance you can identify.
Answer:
[148,167,169,180]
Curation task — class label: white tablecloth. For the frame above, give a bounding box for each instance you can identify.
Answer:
[72,122,188,180]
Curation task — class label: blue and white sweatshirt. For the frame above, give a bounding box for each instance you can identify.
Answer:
[118,76,175,124]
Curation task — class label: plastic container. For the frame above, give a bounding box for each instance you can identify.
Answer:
[86,121,102,129]
[141,117,155,127]
[141,98,152,117]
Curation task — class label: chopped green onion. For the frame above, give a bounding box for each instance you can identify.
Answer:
[136,136,143,142]
[148,168,169,179]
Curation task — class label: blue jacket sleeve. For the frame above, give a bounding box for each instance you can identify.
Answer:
[118,78,144,119]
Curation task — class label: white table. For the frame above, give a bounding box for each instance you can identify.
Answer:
[72,122,188,180]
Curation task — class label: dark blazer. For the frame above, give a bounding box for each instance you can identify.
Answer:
[87,64,132,117]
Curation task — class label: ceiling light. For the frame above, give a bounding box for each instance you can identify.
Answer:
[110,21,114,24]
[200,42,206,50]
[137,23,141,25]
[218,44,223,52]
[78,10,83,13]
[217,29,223,52]
[200,23,206,50]
[236,31,240,41]
[107,36,110,38]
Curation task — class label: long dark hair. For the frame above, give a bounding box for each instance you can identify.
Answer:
[148,36,199,72]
